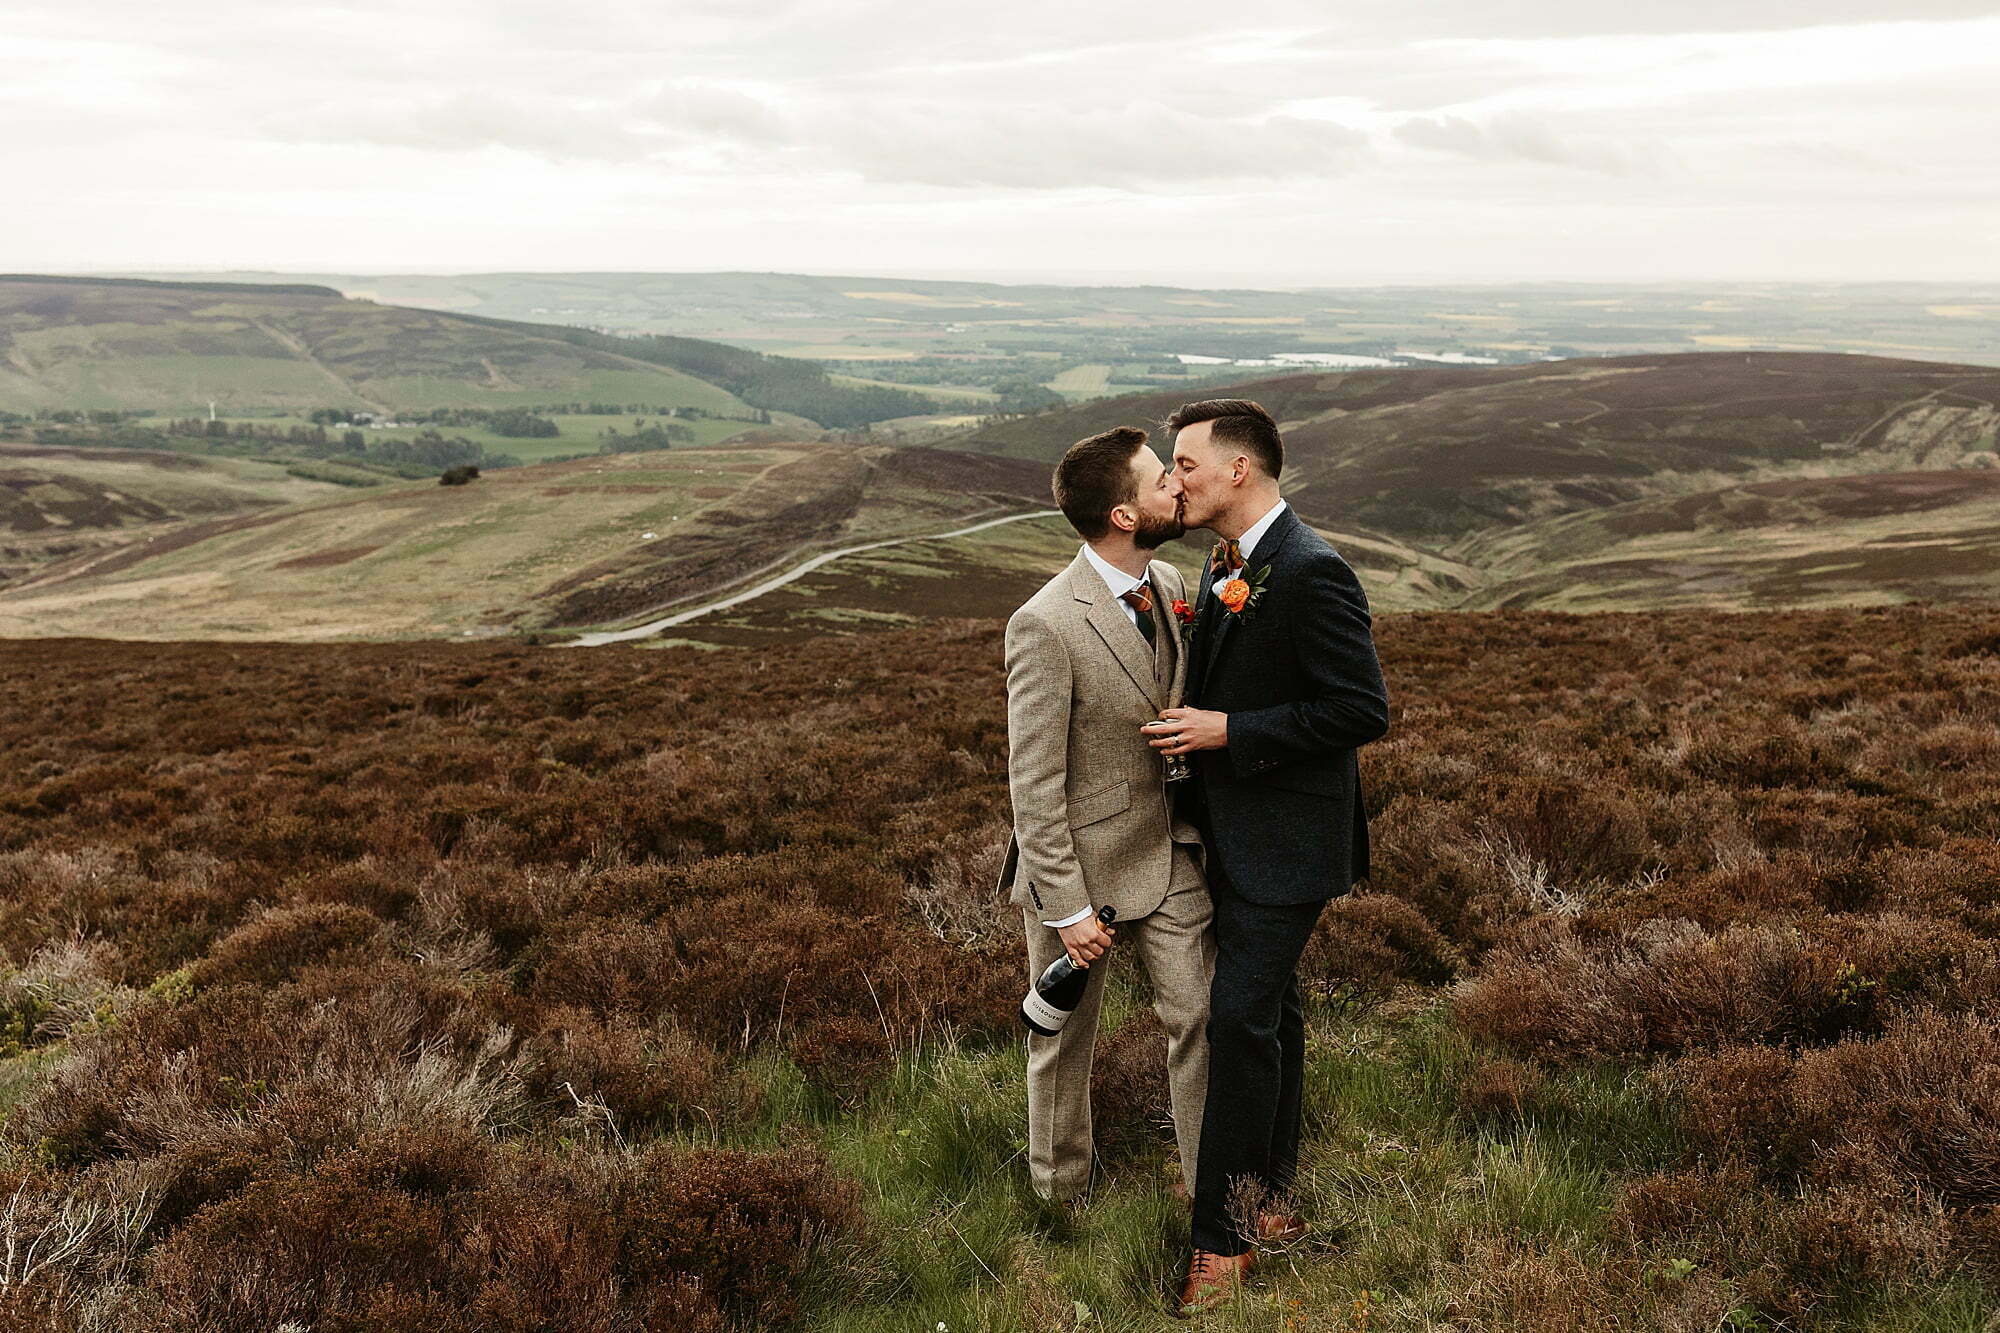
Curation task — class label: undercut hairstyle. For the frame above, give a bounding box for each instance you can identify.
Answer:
[1052,426,1148,539]
[1165,398,1283,479]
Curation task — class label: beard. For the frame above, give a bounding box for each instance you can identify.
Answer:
[1132,506,1186,551]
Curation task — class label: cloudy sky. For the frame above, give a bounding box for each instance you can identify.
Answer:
[4,0,1996,284]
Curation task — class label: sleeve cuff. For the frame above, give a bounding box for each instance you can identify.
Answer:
[1042,905,1096,929]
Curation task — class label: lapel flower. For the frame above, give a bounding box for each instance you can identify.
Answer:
[1219,564,1272,618]
[1169,598,1194,626]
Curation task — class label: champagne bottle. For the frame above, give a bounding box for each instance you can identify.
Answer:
[1020,906,1118,1037]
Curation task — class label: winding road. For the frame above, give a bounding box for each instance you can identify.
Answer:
[566,508,1063,646]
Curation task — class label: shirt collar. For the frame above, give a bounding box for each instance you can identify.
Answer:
[1081,543,1147,600]
[1236,499,1289,564]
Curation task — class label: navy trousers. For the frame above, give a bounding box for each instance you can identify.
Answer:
[1188,844,1327,1255]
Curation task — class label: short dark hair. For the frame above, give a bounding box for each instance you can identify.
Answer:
[1165,398,1282,479]
[1052,426,1148,539]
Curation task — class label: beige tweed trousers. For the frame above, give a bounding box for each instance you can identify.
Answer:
[1022,840,1216,1201]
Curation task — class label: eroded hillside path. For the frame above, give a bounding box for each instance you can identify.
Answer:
[566,508,1061,645]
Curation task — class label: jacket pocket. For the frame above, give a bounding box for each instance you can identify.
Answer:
[1067,779,1131,829]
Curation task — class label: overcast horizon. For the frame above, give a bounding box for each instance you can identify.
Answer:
[7,1,1998,285]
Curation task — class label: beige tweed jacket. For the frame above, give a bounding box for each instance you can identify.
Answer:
[996,550,1201,923]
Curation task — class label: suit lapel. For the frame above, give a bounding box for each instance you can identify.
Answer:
[1200,506,1303,683]
[1156,566,1190,708]
[1070,558,1163,710]
[1186,554,1219,702]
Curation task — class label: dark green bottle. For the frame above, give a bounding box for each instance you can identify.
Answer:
[1020,906,1118,1036]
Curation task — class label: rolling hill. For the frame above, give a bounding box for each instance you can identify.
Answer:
[0,442,1057,642]
[1455,468,2000,611]
[121,271,2000,368]
[0,276,748,418]
[6,348,1999,642]
[953,351,2000,537]
[0,276,939,428]
[0,443,357,589]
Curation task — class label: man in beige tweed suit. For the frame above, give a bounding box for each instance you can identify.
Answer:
[997,425,1215,1205]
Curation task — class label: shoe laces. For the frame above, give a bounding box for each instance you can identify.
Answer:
[1189,1250,1238,1285]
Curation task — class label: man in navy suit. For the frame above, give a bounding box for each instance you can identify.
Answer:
[1142,399,1390,1316]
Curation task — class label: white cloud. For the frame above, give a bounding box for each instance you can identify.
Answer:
[1393,112,1668,175]
[0,0,1993,280]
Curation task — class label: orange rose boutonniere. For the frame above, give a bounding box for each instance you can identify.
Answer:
[1170,598,1195,626]
[1218,564,1272,618]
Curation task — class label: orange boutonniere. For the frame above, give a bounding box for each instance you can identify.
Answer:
[1170,598,1195,626]
[1218,564,1272,618]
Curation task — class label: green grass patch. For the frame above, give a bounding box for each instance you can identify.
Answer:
[763,995,1714,1331]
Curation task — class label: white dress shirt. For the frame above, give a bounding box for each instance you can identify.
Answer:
[1082,542,1150,627]
[1043,545,1156,930]
[1209,498,1288,595]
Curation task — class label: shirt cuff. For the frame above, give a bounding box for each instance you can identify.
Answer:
[1042,905,1096,929]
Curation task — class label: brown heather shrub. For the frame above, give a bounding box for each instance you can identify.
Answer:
[1355,799,1492,952]
[1669,1043,1802,1165]
[667,897,1020,1054]
[188,902,385,989]
[785,1015,895,1106]
[1297,891,1462,1007]
[1455,912,1994,1060]
[1665,1009,2000,1260]
[1610,1162,1957,1320]
[64,1133,853,1333]
[1480,776,1654,884]
[142,1175,457,1329]
[286,854,426,920]
[529,918,682,1017]
[1429,1234,1736,1333]
[1684,716,1848,789]
[0,605,1994,1326]
[612,1143,862,1327]
[1787,1010,2000,1208]
[1871,838,2000,933]
[6,965,508,1171]
[1087,1011,1173,1160]
[522,1008,759,1132]
[1456,1054,1548,1125]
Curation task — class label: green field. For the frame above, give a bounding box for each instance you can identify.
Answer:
[361,367,744,415]
[133,411,784,464]
[830,372,998,404]
[1047,363,1113,395]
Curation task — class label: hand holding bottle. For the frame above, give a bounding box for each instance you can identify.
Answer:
[1056,911,1116,969]
[1023,907,1120,1037]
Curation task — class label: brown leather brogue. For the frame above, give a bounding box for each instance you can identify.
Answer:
[1257,1211,1307,1243]
[1176,1248,1253,1316]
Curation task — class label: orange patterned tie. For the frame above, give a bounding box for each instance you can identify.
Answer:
[1120,586,1156,644]
[1209,538,1243,579]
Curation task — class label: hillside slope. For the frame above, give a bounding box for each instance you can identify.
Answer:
[0,443,357,588]
[0,442,1054,641]
[1456,468,2000,611]
[0,276,954,428]
[952,351,2000,543]
[0,276,756,418]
